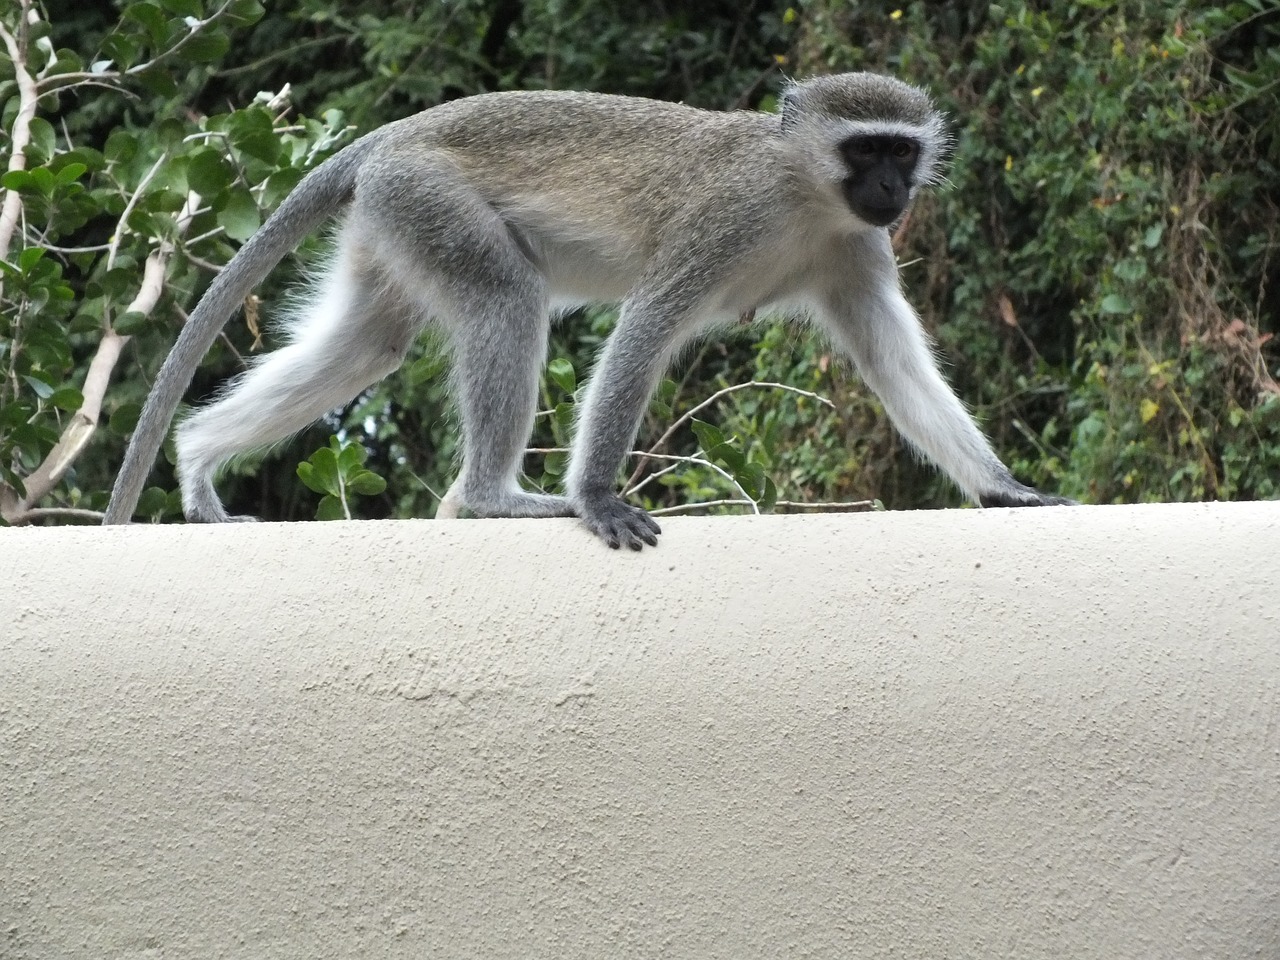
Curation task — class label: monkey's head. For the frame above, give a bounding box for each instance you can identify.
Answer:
[780,72,951,229]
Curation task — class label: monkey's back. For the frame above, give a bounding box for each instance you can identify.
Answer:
[365,91,795,248]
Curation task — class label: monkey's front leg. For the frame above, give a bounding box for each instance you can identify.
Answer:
[817,252,1076,508]
[564,305,688,550]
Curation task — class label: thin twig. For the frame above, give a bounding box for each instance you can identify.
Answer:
[182,250,224,273]
[184,223,227,248]
[650,499,755,515]
[34,241,113,254]
[625,380,835,488]
[105,153,167,273]
[620,450,758,514]
[621,458,683,498]
[773,499,876,512]
[650,498,876,517]
[19,507,105,523]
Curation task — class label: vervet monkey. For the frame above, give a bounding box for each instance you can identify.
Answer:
[104,72,1074,548]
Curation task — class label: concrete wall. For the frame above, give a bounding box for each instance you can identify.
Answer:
[1,501,1278,959]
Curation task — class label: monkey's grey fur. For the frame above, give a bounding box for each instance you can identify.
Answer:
[104,72,1073,548]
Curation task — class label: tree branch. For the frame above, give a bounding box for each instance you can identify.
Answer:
[4,191,201,524]
[0,0,40,303]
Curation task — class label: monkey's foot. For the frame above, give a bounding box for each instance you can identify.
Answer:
[574,492,661,550]
[466,490,575,520]
[979,480,1077,509]
[184,508,261,523]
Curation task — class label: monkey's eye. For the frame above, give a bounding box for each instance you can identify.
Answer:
[846,139,877,156]
[892,140,918,160]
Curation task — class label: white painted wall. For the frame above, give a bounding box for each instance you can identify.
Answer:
[2,502,1278,959]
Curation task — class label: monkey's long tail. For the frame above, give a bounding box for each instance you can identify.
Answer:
[102,136,380,525]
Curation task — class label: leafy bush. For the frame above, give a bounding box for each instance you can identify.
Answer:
[741,0,1280,508]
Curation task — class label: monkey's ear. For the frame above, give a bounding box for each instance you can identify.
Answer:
[780,88,802,133]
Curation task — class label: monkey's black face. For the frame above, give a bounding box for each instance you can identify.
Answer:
[838,134,919,227]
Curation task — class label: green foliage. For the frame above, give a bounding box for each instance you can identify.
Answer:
[743,0,1280,508]
[296,436,387,520]
[0,0,350,524]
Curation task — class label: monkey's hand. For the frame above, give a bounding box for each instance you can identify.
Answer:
[979,477,1078,509]
[573,491,661,550]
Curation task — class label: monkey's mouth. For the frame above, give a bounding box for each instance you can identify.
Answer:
[856,205,902,227]
[847,201,903,228]
[841,181,904,228]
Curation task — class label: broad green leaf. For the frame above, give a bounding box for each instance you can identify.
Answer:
[715,441,745,474]
[227,110,280,164]
[28,167,55,195]
[547,358,576,394]
[138,69,179,99]
[104,130,138,165]
[689,418,725,454]
[159,0,201,15]
[226,0,266,25]
[553,401,575,434]
[109,403,142,434]
[316,495,345,520]
[217,189,260,241]
[261,167,304,206]
[303,445,340,492]
[123,2,168,43]
[100,33,140,71]
[759,476,778,512]
[22,376,54,399]
[1,401,35,428]
[19,247,46,271]
[156,118,186,150]
[1099,294,1132,315]
[336,438,366,473]
[55,163,87,186]
[44,49,84,79]
[49,388,84,412]
[296,461,324,494]
[114,311,150,334]
[27,118,57,162]
[1,170,32,191]
[543,450,567,476]
[347,471,386,496]
[737,461,766,500]
[186,148,233,195]
[182,31,230,63]
[137,487,169,516]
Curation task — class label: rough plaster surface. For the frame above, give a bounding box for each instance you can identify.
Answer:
[1,502,1278,959]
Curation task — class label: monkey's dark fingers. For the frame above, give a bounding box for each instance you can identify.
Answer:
[575,494,661,550]
[979,482,1078,509]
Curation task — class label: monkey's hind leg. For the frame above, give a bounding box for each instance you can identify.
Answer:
[360,157,571,523]
[439,285,574,522]
[175,252,418,522]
